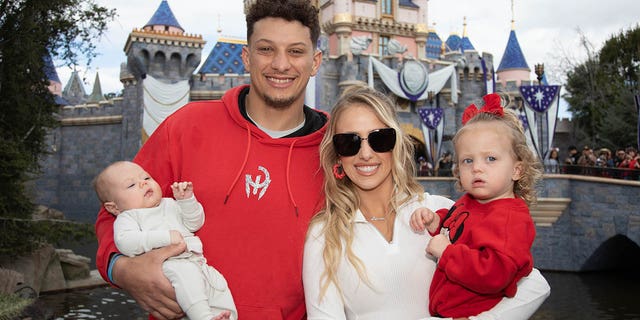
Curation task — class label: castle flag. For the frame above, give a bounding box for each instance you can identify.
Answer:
[417,107,444,168]
[519,85,561,160]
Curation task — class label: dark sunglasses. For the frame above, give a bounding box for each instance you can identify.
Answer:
[332,128,396,157]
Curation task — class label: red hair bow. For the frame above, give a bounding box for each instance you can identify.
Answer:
[461,93,504,125]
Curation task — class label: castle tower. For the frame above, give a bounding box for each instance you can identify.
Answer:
[62,70,87,106]
[123,0,206,81]
[87,72,104,103]
[121,0,206,144]
[495,14,530,88]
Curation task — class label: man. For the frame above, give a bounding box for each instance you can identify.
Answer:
[95,1,326,319]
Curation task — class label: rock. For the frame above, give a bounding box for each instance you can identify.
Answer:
[0,268,24,294]
[56,249,91,280]
[32,205,65,220]
[0,244,66,294]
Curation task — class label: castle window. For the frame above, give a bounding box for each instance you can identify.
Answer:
[381,0,393,16]
[379,35,390,56]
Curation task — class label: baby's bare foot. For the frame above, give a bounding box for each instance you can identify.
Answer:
[212,310,231,320]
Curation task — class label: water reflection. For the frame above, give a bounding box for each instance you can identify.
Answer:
[532,270,640,320]
[33,270,640,319]
[37,286,146,319]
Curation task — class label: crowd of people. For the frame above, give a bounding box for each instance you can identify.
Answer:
[418,144,640,180]
[556,145,640,180]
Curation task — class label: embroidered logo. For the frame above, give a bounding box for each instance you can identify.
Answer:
[245,166,271,200]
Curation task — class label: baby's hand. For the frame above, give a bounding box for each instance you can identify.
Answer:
[410,207,439,233]
[171,181,193,200]
[427,234,451,259]
[169,230,184,245]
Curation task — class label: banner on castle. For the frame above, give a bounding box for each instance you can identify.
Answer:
[368,57,458,104]
[417,107,444,168]
[519,85,561,160]
[480,57,496,94]
[142,75,190,137]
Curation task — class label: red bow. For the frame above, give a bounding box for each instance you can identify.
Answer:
[461,93,504,125]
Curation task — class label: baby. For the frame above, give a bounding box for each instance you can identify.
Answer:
[93,161,237,320]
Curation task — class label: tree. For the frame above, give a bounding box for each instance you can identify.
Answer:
[0,0,115,216]
[563,26,640,150]
[0,0,115,254]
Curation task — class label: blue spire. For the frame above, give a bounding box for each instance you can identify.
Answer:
[426,29,443,59]
[460,36,475,52]
[497,30,530,72]
[144,0,183,32]
[445,33,462,52]
[43,54,60,83]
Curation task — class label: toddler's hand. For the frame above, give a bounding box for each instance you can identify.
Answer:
[410,207,438,233]
[169,230,184,246]
[427,234,451,259]
[171,181,193,200]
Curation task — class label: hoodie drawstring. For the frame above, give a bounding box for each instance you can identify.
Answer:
[286,140,299,216]
[224,125,252,204]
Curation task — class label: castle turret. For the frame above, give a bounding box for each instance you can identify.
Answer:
[121,0,206,145]
[62,70,87,105]
[123,0,206,81]
[87,72,104,103]
[495,20,530,88]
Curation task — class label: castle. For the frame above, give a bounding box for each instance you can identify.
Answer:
[37,0,570,222]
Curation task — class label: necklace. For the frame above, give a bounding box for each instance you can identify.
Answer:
[363,208,394,222]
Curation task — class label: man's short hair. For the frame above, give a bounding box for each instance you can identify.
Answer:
[246,0,321,46]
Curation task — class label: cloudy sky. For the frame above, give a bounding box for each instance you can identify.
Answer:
[55,0,640,113]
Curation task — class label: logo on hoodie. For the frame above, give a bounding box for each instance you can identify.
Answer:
[245,166,271,200]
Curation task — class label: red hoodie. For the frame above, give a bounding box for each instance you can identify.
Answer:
[96,85,328,319]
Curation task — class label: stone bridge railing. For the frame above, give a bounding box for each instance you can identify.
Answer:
[418,174,640,272]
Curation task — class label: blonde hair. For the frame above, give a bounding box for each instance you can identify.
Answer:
[452,105,542,205]
[308,85,424,299]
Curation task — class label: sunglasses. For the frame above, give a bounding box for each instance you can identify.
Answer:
[332,128,396,157]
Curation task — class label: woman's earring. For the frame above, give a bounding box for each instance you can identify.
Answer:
[333,163,346,179]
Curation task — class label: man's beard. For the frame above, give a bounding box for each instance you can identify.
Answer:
[263,93,298,109]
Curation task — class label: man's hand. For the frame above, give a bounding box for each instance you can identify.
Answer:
[172,181,193,200]
[112,242,187,319]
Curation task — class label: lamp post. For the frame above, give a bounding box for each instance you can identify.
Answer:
[535,63,545,85]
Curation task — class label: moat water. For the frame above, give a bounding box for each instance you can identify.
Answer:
[34,270,640,319]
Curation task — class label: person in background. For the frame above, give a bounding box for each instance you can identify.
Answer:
[618,146,640,180]
[94,1,327,319]
[93,161,236,320]
[613,148,628,179]
[614,148,627,168]
[435,151,453,177]
[418,156,433,176]
[544,148,560,173]
[303,86,550,320]
[410,93,544,318]
[564,145,580,174]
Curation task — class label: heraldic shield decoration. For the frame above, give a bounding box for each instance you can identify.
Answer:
[368,57,458,169]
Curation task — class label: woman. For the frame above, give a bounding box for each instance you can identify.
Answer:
[302,86,550,319]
